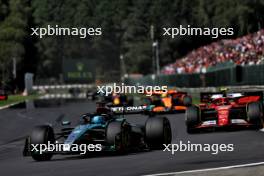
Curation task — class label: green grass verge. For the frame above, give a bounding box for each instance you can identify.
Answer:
[0,94,40,107]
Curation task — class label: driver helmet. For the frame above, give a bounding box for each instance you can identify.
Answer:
[161,93,167,98]
[91,115,105,124]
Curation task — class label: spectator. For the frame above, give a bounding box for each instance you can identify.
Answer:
[161,29,264,74]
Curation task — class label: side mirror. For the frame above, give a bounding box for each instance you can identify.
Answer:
[61,120,71,126]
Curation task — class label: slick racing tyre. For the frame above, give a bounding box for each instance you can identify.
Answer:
[106,121,130,152]
[30,125,55,161]
[186,106,200,133]
[145,117,172,149]
[247,102,263,128]
[183,96,192,106]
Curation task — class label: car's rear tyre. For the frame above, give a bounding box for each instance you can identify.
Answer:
[145,117,172,149]
[186,106,200,133]
[247,102,263,128]
[106,121,130,152]
[30,125,55,161]
[183,96,192,106]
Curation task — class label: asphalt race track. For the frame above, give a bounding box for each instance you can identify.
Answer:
[1,99,264,176]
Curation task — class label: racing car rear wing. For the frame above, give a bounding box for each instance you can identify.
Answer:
[96,101,147,115]
[200,91,263,103]
[110,105,147,115]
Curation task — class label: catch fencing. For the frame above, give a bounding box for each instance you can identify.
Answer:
[125,64,264,87]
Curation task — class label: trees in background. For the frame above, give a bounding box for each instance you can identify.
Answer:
[0,0,29,90]
[0,0,264,87]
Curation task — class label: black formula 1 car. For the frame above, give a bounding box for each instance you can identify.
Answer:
[86,91,133,107]
[105,93,134,107]
[23,106,171,161]
[185,91,264,133]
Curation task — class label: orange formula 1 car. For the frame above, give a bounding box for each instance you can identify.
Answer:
[185,91,264,133]
[145,90,192,114]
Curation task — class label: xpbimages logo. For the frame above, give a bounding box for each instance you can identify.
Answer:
[163,141,234,155]
[97,83,168,96]
[31,141,102,155]
[163,25,234,39]
[31,25,102,38]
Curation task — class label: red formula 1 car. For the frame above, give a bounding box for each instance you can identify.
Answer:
[185,91,264,133]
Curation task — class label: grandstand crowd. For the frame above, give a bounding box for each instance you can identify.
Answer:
[161,29,264,74]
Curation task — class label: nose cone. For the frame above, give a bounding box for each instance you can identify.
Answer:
[217,106,231,126]
[64,125,87,144]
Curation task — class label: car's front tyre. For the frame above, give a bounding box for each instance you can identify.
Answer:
[186,106,200,133]
[247,101,263,128]
[145,117,172,149]
[106,121,130,153]
[30,125,55,161]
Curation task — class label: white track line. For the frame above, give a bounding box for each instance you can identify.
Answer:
[144,161,264,176]
[259,128,264,132]
[0,102,21,110]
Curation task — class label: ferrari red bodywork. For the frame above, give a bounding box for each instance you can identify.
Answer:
[194,92,263,129]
